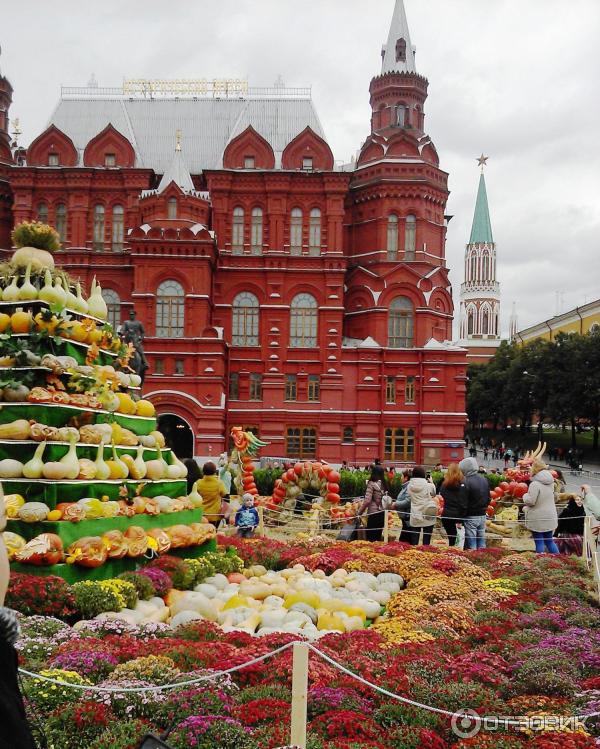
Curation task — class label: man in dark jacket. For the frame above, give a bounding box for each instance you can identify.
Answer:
[458,457,490,550]
[0,494,38,749]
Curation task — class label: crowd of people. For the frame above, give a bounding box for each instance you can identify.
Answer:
[350,456,600,557]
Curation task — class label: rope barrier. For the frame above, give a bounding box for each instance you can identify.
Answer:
[18,642,295,693]
[306,643,600,724]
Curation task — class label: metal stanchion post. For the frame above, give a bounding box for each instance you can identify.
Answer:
[290,642,309,749]
[383,510,389,543]
[258,505,265,537]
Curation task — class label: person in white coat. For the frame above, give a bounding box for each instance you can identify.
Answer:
[408,466,438,546]
[523,460,559,553]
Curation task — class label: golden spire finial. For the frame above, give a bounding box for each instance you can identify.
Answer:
[476,153,489,173]
[175,129,182,152]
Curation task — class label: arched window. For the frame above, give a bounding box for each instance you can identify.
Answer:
[387,214,398,260]
[93,204,105,250]
[37,202,48,224]
[290,293,318,348]
[482,253,489,281]
[232,206,244,253]
[111,205,124,252]
[55,203,67,243]
[167,197,177,220]
[102,288,121,331]
[251,207,263,255]
[482,308,490,335]
[388,296,414,348]
[404,214,416,260]
[290,208,303,255]
[396,105,406,127]
[395,38,407,63]
[309,208,321,255]
[467,309,474,335]
[232,292,259,346]
[156,280,184,337]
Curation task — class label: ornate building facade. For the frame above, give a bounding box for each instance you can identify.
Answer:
[458,165,502,362]
[0,1,467,465]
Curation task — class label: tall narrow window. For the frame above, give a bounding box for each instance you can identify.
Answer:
[232,292,259,346]
[404,214,416,260]
[482,309,489,335]
[290,208,303,255]
[37,202,48,224]
[286,427,317,459]
[386,376,396,404]
[387,214,398,260]
[343,426,354,443]
[309,208,321,256]
[111,204,124,252]
[229,372,239,400]
[307,375,320,402]
[251,207,263,255]
[249,373,263,401]
[467,310,474,335]
[101,288,121,330]
[167,198,177,220]
[396,105,406,127]
[232,207,244,253]
[156,280,184,337]
[155,359,164,375]
[55,203,67,243]
[384,427,415,461]
[388,296,414,348]
[285,374,298,401]
[93,204,105,250]
[405,376,416,404]
[174,359,185,375]
[290,293,318,348]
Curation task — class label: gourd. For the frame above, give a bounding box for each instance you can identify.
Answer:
[77,458,97,480]
[187,483,203,509]
[3,494,25,517]
[18,263,38,301]
[145,459,166,480]
[52,277,67,308]
[2,275,19,302]
[22,441,47,479]
[17,502,50,523]
[87,277,108,319]
[11,246,55,271]
[2,382,30,402]
[168,454,188,479]
[39,269,57,305]
[0,459,23,478]
[74,282,88,314]
[111,443,129,479]
[42,462,70,480]
[317,612,346,632]
[64,284,78,310]
[94,443,110,480]
[59,435,80,479]
[133,444,147,479]
[0,419,32,440]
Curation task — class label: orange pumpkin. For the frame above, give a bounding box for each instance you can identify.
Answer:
[10,309,33,334]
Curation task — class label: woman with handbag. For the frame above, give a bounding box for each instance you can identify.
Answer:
[359,465,390,542]
[408,466,438,546]
[394,470,417,545]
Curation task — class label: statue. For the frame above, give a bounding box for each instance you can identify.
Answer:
[120,309,149,384]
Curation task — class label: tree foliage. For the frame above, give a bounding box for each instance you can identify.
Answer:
[466,331,600,449]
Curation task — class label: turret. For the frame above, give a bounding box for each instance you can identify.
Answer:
[369,0,428,134]
[0,47,14,164]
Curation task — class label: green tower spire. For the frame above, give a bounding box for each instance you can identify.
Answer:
[469,172,494,245]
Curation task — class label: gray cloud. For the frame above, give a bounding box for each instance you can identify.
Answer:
[2,0,599,333]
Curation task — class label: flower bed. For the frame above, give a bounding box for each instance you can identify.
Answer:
[8,541,600,748]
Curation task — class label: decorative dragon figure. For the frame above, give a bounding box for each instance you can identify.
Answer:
[230,426,270,496]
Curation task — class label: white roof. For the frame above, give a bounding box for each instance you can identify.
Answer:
[47,95,326,173]
[381,0,417,75]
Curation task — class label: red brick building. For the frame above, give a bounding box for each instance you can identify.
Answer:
[0,1,467,465]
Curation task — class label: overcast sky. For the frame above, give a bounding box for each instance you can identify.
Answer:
[2,0,599,334]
